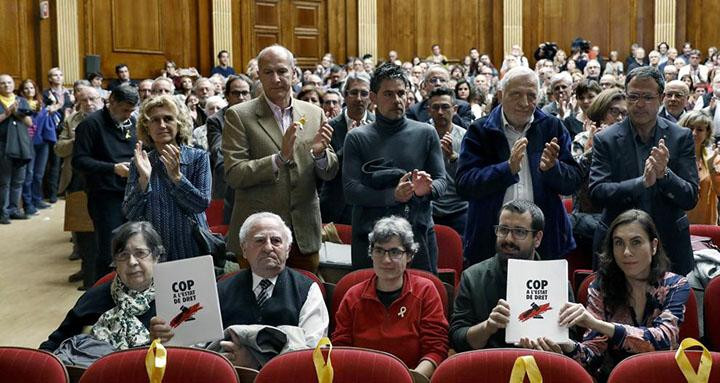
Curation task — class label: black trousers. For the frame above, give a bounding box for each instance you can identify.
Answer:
[86,191,126,283]
[43,144,61,201]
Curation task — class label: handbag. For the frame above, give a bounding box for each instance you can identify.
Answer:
[190,216,227,269]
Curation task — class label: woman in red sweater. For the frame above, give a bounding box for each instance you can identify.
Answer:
[332,216,448,379]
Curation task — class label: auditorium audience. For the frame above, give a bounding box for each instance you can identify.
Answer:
[519,210,690,383]
[40,221,163,355]
[123,95,211,261]
[333,216,448,379]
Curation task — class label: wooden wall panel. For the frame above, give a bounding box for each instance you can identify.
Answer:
[522,0,654,67]
[0,0,48,86]
[235,0,328,70]
[683,0,720,59]
[80,0,210,81]
[376,0,502,65]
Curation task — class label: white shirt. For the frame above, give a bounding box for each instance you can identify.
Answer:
[501,108,534,204]
[251,271,329,348]
[344,109,368,131]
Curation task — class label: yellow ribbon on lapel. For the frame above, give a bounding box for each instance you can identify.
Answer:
[312,337,334,383]
[675,338,712,383]
[145,339,167,383]
[508,355,543,383]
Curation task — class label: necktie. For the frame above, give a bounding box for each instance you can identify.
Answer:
[256,279,272,307]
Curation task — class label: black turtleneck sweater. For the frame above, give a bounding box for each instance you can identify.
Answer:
[342,113,447,272]
[72,107,137,193]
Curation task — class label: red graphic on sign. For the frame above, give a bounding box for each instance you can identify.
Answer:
[170,303,203,328]
[518,302,552,322]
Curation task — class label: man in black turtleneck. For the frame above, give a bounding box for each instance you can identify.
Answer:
[73,85,138,283]
[343,63,447,273]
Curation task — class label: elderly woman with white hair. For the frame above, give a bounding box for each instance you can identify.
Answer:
[192,95,228,150]
[123,95,211,261]
[332,216,448,379]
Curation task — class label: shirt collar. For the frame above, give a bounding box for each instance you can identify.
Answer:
[344,108,368,129]
[263,93,294,115]
[500,107,534,134]
[251,271,279,291]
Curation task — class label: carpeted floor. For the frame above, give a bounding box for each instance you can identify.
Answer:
[0,200,84,348]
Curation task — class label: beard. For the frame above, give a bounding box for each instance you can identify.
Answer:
[496,239,534,260]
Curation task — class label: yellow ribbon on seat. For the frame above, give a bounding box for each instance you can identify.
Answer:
[312,337,334,383]
[508,355,543,383]
[675,338,713,383]
[145,339,167,383]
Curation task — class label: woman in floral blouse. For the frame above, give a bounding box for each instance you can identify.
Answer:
[519,209,691,382]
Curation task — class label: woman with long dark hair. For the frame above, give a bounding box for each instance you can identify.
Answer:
[519,209,690,382]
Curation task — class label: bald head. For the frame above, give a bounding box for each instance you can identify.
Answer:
[256,44,295,107]
[257,45,294,70]
[663,80,690,117]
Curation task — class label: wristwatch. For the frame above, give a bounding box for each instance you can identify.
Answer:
[277,151,291,166]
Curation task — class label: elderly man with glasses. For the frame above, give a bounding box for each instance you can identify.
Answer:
[589,66,699,275]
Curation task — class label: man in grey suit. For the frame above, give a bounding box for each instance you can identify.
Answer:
[589,66,699,275]
[319,71,374,225]
[223,45,339,272]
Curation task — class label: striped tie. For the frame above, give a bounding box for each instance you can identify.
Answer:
[256,279,272,308]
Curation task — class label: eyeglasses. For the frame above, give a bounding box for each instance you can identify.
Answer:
[627,94,659,103]
[370,246,407,261]
[663,91,687,99]
[347,89,370,97]
[230,90,251,97]
[113,248,152,262]
[607,107,627,118]
[494,225,536,240]
[428,77,448,84]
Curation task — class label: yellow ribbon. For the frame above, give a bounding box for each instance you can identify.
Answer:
[675,338,713,383]
[508,355,543,383]
[145,339,167,383]
[312,337,334,383]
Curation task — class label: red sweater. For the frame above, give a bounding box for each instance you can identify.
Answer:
[332,272,449,367]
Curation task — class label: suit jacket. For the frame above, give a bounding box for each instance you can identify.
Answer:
[319,110,375,225]
[456,106,582,266]
[222,97,339,255]
[407,98,475,128]
[588,117,699,275]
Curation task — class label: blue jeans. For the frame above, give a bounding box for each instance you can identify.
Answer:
[22,143,50,209]
[0,145,27,217]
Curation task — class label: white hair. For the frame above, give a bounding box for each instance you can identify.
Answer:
[499,66,539,92]
[238,212,293,247]
[204,95,228,112]
[549,72,573,89]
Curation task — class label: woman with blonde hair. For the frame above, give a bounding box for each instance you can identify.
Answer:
[678,110,720,224]
[123,95,211,260]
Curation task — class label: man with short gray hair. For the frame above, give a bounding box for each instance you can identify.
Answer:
[457,66,581,266]
[406,65,475,128]
[658,80,690,122]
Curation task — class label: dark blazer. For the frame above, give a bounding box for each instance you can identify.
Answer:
[407,98,475,128]
[206,106,227,199]
[456,106,582,266]
[319,110,375,224]
[589,117,699,275]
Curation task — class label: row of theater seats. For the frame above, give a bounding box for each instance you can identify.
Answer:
[3,340,720,383]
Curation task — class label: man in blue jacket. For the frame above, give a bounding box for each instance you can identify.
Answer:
[456,66,582,266]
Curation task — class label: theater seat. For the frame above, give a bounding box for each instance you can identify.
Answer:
[79,347,238,383]
[0,347,69,383]
[255,346,413,383]
[435,224,463,287]
[607,349,720,382]
[430,348,592,382]
[689,224,720,247]
[705,276,720,351]
[206,199,225,227]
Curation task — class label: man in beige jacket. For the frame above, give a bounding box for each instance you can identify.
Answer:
[223,45,338,272]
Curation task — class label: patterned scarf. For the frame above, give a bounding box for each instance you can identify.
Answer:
[91,276,155,350]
